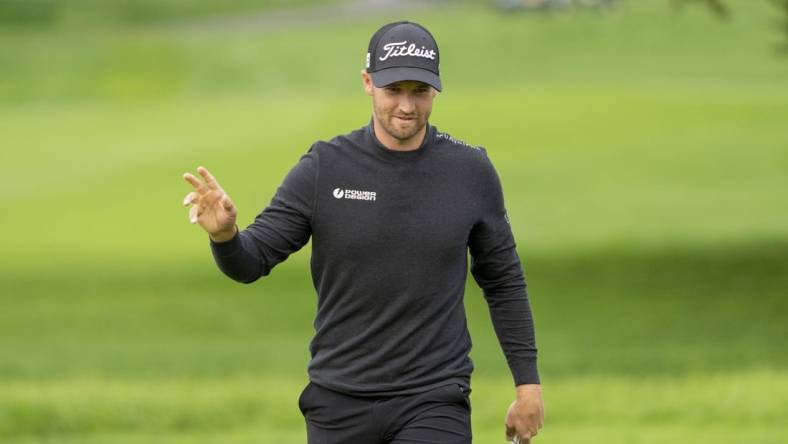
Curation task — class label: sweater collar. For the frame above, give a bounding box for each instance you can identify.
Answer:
[365,117,435,160]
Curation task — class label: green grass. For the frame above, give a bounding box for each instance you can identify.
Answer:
[2,372,786,443]
[1,0,787,442]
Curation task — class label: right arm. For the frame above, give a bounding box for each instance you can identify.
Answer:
[183,148,317,283]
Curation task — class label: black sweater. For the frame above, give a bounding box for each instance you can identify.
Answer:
[210,120,539,396]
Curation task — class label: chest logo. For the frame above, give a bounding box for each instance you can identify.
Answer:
[332,187,377,202]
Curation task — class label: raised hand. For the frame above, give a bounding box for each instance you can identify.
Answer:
[182,166,238,242]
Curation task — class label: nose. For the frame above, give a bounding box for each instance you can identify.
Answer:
[398,93,416,114]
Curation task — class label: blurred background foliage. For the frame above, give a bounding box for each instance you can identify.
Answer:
[0,0,336,26]
[0,0,786,443]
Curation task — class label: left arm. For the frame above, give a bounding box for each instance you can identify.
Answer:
[468,151,544,443]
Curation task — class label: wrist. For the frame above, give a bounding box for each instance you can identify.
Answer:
[516,383,541,399]
[209,225,238,243]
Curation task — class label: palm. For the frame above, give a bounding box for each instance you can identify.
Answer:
[182,166,237,239]
[197,189,233,233]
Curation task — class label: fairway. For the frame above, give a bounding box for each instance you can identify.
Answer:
[1,1,787,443]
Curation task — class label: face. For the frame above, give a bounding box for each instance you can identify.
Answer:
[362,71,437,144]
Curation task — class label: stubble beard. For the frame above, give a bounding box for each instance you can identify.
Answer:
[376,107,430,143]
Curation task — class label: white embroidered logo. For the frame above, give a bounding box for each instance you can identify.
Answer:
[378,41,436,62]
[436,132,482,150]
[333,187,377,201]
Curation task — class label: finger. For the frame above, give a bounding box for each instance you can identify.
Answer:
[197,166,219,189]
[182,191,198,206]
[505,425,515,440]
[189,205,198,224]
[183,173,206,192]
[221,194,235,212]
[197,191,221,217]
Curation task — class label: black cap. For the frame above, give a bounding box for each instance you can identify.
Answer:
[366,21,441,92]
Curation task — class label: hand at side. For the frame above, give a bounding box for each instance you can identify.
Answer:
[505,384,544,444]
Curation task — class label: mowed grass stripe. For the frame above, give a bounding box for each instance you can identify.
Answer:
[1,371,785,441]
[1,82,786,263]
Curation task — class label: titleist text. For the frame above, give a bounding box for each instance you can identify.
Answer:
[379,41,436,62]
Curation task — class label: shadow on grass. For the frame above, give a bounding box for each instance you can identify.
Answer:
[471,239,788,379]
[0,239,785,380]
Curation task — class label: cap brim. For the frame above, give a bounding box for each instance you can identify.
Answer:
[371,67,442,92]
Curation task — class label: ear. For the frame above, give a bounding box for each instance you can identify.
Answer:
[361,69,374,97]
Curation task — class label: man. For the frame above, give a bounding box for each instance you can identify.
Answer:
[183,21,544,444]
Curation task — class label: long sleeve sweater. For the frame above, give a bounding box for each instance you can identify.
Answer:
[210,120,539,396]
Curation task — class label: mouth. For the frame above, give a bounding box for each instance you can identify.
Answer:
[394,116,416,122]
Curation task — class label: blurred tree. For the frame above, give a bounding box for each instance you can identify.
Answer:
[493,0,617,13]
[0,0,56,25]
[772,0,788,52]
[671,0,729,19]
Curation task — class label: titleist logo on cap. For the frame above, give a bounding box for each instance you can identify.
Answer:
[366,21,443,91]
[378,41,436,62]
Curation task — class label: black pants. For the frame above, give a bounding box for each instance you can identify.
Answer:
[298,382,472,444]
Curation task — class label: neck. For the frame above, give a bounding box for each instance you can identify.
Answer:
[372,115,427,152]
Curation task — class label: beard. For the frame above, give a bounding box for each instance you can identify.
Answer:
[375,104,430,143]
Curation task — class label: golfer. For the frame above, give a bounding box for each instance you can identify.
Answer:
[183,21,544,444]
